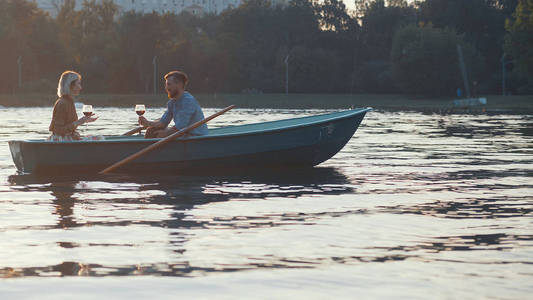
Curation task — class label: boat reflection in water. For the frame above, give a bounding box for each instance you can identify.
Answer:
[6,167,352,277]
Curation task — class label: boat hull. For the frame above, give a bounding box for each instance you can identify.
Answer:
[8,108,370,174]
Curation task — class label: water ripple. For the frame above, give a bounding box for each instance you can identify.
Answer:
[0,108,532,298]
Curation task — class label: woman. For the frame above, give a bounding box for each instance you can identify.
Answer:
[48,71,97,141]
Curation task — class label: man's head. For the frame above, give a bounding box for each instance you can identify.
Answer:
[164,71,188,99]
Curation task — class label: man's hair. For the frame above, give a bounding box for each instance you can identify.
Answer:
[164,71,189,86]
[57,71,81,97]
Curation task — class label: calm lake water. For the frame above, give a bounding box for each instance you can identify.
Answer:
[0,107,532,299]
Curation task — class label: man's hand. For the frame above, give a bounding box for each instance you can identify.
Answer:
[155,127,176,138]
[138,116,150,127]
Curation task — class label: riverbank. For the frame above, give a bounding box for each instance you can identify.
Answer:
[1,93,531,112]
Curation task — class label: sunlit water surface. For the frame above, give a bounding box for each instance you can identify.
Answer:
[0,107,532,299]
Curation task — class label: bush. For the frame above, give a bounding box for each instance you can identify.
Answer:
[504,0,533,95]
[24,78,55,93]
[391,24,486,96]
[355,60,397,93]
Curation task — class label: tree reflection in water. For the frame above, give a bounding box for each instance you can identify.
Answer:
[6,167,352,277]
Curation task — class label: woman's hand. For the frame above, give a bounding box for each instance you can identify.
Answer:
[79,115,98,125]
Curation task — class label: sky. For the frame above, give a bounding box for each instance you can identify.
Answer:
[341,0,415,11]
[343,1,356,11]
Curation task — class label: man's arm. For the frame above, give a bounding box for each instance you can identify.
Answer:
[139,101,173,129]
[172,99,196,130]
[152,99,196,137]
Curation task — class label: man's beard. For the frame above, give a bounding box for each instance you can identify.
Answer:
[167,89,178,98]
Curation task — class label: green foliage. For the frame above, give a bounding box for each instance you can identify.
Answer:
[351,0,416,93]
[360,0,416,60]
[355,60,395,93]
[319,0,357,32]
[0,0,62,92]
[504,0,533,93]
[417,0,517,93]
[0,0,529,96]
[391,25,485,96]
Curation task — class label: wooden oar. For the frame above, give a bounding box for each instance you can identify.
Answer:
[100,105,235,174]
[122,126,147,136]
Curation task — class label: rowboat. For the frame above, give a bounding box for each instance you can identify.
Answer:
[8,108,371,174]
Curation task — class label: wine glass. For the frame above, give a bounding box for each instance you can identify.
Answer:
[135,104,146,130]
[82,105,93,131]
[135,104,146,116]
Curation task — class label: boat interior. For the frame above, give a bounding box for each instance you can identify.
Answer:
[19,108,370,143]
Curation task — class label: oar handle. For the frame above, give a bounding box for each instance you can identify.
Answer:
[100,105,235,174]
[123,126,147,136]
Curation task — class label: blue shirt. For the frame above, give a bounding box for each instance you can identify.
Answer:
[159,92,208,136]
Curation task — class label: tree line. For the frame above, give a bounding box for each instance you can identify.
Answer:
[0,0,531,97]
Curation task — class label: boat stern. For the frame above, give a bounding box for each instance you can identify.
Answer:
[8,141,25,173]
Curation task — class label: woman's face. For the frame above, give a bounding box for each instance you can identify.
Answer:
[71,79,82,96]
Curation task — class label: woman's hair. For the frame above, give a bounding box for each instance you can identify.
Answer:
[57,71,81,97]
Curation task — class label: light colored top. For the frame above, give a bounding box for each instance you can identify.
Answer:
[159,92,208,136]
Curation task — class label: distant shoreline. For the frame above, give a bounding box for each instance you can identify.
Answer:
[1,93,531,113]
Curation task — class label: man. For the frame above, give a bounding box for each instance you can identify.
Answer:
[139,70,208,138]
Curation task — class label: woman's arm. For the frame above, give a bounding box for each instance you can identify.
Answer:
[51,102,95,135]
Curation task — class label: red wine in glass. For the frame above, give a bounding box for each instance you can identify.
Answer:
[81,104,93,131]
[82,105,93,116]
[135,104,146,116]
